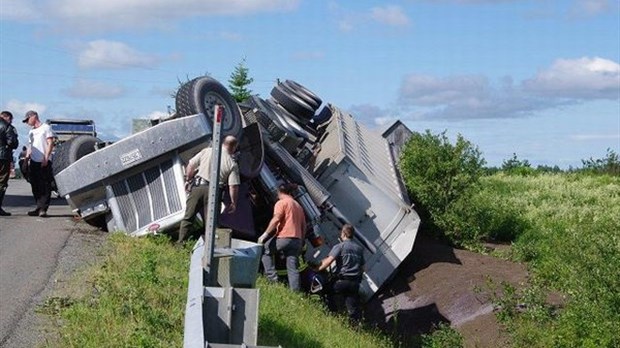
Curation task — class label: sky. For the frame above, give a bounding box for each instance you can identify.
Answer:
[1,0,618,168]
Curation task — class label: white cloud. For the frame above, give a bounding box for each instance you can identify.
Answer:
[333,4,410,32]
[570,133,620,141]
[399,74,489,105]
[523,57,620,99]
[370,5,410,27]
[5,0,299,32]
[338,19,354,32]
[145,111,169,120]
[78,40,158,70]
[348,104,398,127]
[3,100,47,117]
[569,0,613,17]
[394,57,619,121]
[63,80,126,99]
[0,0,39,21]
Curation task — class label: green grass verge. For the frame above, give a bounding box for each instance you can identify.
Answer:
[45,233,189,347]
[45,233,426,347]
[474,173,620,347]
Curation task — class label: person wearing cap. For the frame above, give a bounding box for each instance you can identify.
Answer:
[315,223,365,323]
[177,135,240,243]
[23,110,55,217]
[0,111,18,216]
[258,183,307,292]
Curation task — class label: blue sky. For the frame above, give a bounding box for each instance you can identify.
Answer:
[1,0,618,168]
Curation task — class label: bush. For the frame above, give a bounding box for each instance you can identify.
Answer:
[399,130,485,242]
[579,148,620,176]
[502,153,535,176]
[438,188,529,244]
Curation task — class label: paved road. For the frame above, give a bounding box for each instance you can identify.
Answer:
[0,179,77,346]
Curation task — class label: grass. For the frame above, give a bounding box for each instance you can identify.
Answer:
[43,233,421,348]
[472,173,620,348]
[44,233,189,347]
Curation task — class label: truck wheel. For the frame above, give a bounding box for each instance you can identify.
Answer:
[52,135,101,176]
[270,84,316,121]
[175,76,243,139]
[283,80,322,110]
[313,105,333,125]
[246,96,289,142]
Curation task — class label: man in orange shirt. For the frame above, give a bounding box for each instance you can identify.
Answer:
[258,183,306,291]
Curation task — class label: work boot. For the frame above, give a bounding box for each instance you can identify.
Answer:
[39,210,48,218]
[0,190,9,215]
[27,209,40,216]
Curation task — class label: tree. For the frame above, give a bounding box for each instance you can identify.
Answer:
[501,153,534,175]
[581,148,620,175]
[228,58,254,103]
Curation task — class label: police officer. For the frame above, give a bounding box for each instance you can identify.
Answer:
[316,224,365,322]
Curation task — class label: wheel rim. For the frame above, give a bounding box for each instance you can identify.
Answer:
[203,91,234,132]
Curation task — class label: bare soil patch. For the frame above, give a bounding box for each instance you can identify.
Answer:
[366,235,528,347]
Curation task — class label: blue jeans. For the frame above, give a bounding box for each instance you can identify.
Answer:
[261,237,302,291]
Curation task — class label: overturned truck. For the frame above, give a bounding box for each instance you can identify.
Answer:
[54,76,420,301]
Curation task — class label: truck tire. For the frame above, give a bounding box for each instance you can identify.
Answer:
[52,135,101,176]
[175,76,243,139]
[245,96,287,141]
[313,105,333,125]
[270,84,316,121]
[283,80,322,109]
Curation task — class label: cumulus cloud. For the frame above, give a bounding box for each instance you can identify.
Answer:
[3,0,300,32]
[0,0,39,21]
[145,111,169,120]
[523,57,619,99]
[570,133,620,141]
[348,104,399,127]
[569,0,613,17]
[392,57,620,121]
[370,5,410,27]
[63,80,126,99]
[78,40,159,70]
[3,99,47,116]
[332,4,411,32]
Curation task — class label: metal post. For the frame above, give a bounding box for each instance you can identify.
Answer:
[203,105,224,281]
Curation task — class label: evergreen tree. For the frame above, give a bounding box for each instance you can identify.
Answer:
[228,58,254,102]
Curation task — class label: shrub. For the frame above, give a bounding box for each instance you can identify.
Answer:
[580,148,620,176]
[502,153,535,176]
[399,130,485,241]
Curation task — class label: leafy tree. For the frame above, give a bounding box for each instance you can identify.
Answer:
[228,58,254,102]
[581,148,620,176]
[535,164,562,173]
[399,130,485,240]
[501,153,534,175]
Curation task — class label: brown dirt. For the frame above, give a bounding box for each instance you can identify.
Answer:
[366,235,528,347]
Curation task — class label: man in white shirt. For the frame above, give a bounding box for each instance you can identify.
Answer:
[23,110,55,217]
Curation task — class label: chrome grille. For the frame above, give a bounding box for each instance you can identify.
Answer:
[110,159,182,233]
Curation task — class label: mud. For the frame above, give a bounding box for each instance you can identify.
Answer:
[366,235,528,347]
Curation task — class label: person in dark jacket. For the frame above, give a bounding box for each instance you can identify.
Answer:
[0,111,18,216]
[316,224,365,322]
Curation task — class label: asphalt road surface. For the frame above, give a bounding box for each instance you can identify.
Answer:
[0,179,79,346]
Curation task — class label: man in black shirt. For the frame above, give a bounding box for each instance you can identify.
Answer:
[1,111,18,216]
[316,224,365,322]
